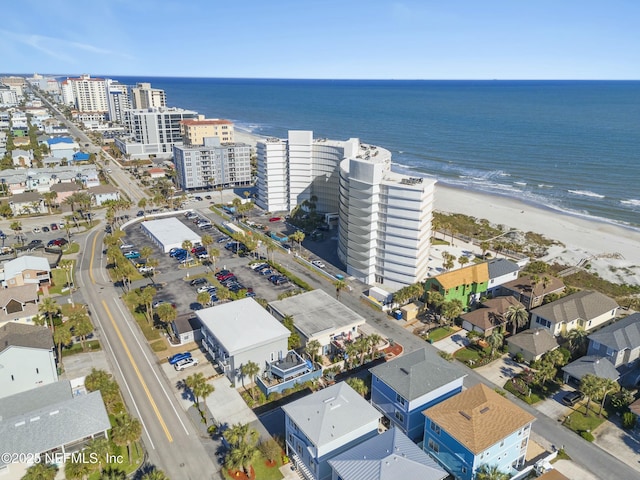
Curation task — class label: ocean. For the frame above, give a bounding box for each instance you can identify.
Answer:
[112,77,640,229]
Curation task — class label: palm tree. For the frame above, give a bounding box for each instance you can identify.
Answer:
[181,240,193,253]
[289,230,305,254]
[138,198,147,213]
[65,455,93,480]
[344,342,358,369]
[155,303,176,333]
[476,464,510,480]
[224,423,260,476]
[486,329,504,357]
[111,413,142,463]
[140,468,169,480]
[201,233,213,255]
[505,304,529,336]
[209,246,220,271]
[138,286,156,324]
[354,336,371,366]
[239,361,260,399]
[140,246,153,263]
[580,374,602,416]
[334,279,347,299]
[69,310,93,351]
[53,323,73,361]
[346,377,368,397]
[440,299,463,329]
[38,296,61,331]
[368,333,383,358]
[458,255,470,267]
[305,339,322,363]
[480,241,491,257]
[197,290,211,307]
[23,462,58,480]
[85,437,111,474]
[98,467,126,480]
[598,378,620,416]
[566,328,588,356]
[185,372,215,410]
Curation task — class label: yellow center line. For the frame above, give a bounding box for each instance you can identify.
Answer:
[101,299,173,442]
[89,230,98,284]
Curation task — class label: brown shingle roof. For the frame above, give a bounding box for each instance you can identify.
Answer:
[0,284,38,307]
[507,328,559,356]
[434,263,489,290]
[0,323,54,352]
[501,274,565,298]
[50,183,82,193]
[423,384,535,454]
[88,185,118,195]
[531,290,619,324]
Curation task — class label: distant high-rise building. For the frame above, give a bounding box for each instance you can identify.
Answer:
[60,74,108,112]
[173,137,251,190]
[180,118,235,146]
[130,82,166,109]
[257,130,435,290]
[106,80,130,123]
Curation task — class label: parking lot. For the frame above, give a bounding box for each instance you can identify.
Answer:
[121,212,298,316]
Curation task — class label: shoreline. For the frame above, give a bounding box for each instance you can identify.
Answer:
[235,128,640,285]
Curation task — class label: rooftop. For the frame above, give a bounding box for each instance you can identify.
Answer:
[561,355,619,382]
[269,289,366,339]
[141,217,201,248]
[369,349,466,402]
[587,313,640,351]
[0,283,38,307]
[88,184,118,195]
[487,258,520,279]
[197,298,290,355]
[501,274,565,297]
[423,384,535,454]
[181,118,233,126]
[507,328,559,356]
[431,263,489,290]
[0,322,53,353]
[282,382,381,447]
[531,290,619,323]
[4,255,51,279]
[328,428,447,480]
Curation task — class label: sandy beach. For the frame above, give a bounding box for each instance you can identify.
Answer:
[235,128,640,286]
[435,184,640,286]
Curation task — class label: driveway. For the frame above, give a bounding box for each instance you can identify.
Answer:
[474,355,525,387]
[432,331,470,354]
[534,384,575,421]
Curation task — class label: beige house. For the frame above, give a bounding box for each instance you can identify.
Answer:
[530,290,619,336]
[2,256,51,288]
[506,328,559,363]
[50,182,81,206]
[0,284,39,328]
[180,118,234,146]
[460,296,525,337]
[500,274,565,310]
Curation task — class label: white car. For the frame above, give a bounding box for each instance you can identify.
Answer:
[120,244,135,250]
[139,266,154,274]
[32,227,41,233]
[174,357,198,371]
[312,260,326,268]
[196,284,212,293]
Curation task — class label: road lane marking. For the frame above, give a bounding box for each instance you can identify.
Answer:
[113,301,191,435]
[102,300,173,442]
[89,230,98,284]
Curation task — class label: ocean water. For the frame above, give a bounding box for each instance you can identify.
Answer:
[112,77,640,229]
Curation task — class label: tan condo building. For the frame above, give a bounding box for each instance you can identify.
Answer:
[180,118,234,146]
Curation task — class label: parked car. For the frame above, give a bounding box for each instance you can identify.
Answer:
[50,223,59,230]
[136,210,145,217]
[153,300,177,309]
[561,391,584,406]
[205,195,212,200]
[168,352,192,365]
[139,266,154,274]
[42,226,50,232]
[190,277,208,286]
[124,251,141,259]
[268,217,281,222]
[312,260,326,268]
[199,223,213,230]
[120,244,135,250]
[32,227,41,234]
[170,248,187,257]
[194,196,203,201]
[196,284,212,293]
[174,357,198,371]
[218,273,235,282]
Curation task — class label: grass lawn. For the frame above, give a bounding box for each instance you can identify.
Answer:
[430,238,450,246]
[61,340,101,357]
[122,297,162,341]
[86,441,144,479]
[454,345,492,366]
[563,403,607,434]
[427,326,457,342]
[62,242,80,254]
[503,379,542,404]
[222,453,284,480]
[60,303,86,317]
[50,262,76,295]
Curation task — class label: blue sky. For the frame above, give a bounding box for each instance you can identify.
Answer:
[2,0,639,79]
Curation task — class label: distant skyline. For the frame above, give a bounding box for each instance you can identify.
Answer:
[2,0,639,80]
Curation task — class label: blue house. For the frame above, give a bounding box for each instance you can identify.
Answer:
[282,382,381,480]
[328,427,447,480]
[47,136,78,160]
[369,348,466,442]
[72,152,90,162]
[422,384,535,480]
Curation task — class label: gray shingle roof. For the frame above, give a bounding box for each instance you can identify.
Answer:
[531,290,619,323]
[0,322,54,353]
[0,381,72,419]
[282,382,381,448]
[328,428,447,480]
[587,313,640,351]
[369,349,466,401]
[561,356,619,382]
[507,329,559,356]
[487,258,520,279]
[0,386,110,463]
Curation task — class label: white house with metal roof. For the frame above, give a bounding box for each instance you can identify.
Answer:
[328,427,447,480]
[282,382,382,480]
[0,381,110,478]
[197,297,290,386]
[140,217,201,253]
[268,289,366,355]
[1,255,51,288]
[486,258,520,296]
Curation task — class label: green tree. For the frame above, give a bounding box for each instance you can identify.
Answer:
[611,388,635,411]
[475,464,510,480]
[505,304,529,336]
[368,333,383,358]
[354,336,371,366]
[282,315,300,349]
[185,372,215,410]
[84,437,111,474]
[22,462,58,480]
[346,377,368,397]
[458,255,470,267]
[209,246,220,271]
[224,423,260,476]
[155,303,176,333]
[334,279,347,299]
[140,469,169,480]
[565,328,588,356]
[305,339,322,363]
[64,455,93,480]
[580,374,603,416]
[38,296,61,331]
[197,291,211,307]
[258,438,282,464]
[181,240,193,253]
[239,361,260,399]
[98,467,126,480]
[69,310,93,351]
[598,378,620,416]
[140,246,153,263]
[137,198,147,212]
[289,230,305,254]
[425,290,445,310]
[486,329,504,357]
[542,349,567,368]
[53,323,73,361]
[110,413,142,464]
[439,299,463,328]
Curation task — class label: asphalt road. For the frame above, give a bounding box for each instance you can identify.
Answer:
[76,227,222,479]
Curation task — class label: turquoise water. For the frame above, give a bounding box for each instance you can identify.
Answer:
[112,77,640,229]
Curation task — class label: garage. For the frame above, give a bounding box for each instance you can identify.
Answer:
[140,217,202,253]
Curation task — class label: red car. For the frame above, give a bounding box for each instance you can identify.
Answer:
[217,273,235,281]
[268,217,281,222]
[50,223,59,230]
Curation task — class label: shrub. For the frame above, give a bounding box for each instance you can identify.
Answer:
[557,347,572,364]
[514,352,524,363]
[622,412,637,430]
[580,431,594,442]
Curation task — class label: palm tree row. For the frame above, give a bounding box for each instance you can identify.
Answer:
[580,373,621,417]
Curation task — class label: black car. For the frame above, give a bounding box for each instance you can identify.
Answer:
[136,210,145,217]
[194,196,203,201]
[29,239,43,245]
[190,277,208,286]
[561,391,584,406]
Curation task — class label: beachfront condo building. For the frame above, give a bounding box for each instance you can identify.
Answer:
[106,81,131,123]
[173,137,251,190]
[115,107,199,159]
[130,82,166,109]
[60,74,110,112]
[256,130,435,290]
[180,118,235,146]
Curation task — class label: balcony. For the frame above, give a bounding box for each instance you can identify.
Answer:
[257,350,322,396]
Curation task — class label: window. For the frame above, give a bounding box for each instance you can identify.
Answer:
[606,347,615,357]
[394,411,404,423]
[430,422,441,435]
[428,439,439,453]
[396,393,406,406]
[461,467,467,473]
